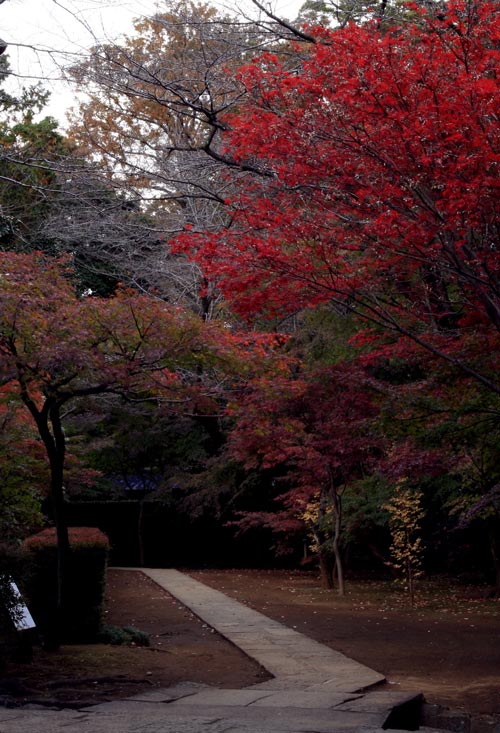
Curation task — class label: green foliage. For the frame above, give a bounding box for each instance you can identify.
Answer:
[343,477,392,536]
[0,58,67,252]
[296,0,445,29]
[341,475,393,568]
[0,482,44,547]
[64,397,215,505]
[98,624,150,646]
[288,307,362,367]
[0,393,45,544]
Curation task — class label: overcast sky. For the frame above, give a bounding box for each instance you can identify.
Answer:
[1,0,304,123]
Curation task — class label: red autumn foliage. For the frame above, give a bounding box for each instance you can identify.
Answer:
[0,251,287,629]
[175,0,500,394]
[227,362,385,589]
[23,527,110,551]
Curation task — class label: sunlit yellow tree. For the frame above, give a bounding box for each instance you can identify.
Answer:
[384,480,425,608]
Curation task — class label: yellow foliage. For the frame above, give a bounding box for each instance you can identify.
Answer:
[384,479,425,605]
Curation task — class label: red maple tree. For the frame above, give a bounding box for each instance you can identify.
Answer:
[0,252,280,640]
[228,363,385,592]
[176,0,500,394]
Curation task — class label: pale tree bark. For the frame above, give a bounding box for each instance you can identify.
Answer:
[58,1,306,315]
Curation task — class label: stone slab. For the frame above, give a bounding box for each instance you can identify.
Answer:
[171,689,273,707]
[125,683,211,703]
[248,690,362,709]
[0,704,402,733]
[335,691,423,712]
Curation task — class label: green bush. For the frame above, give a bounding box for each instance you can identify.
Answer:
[22,527,110,643]
[98,624,150,646]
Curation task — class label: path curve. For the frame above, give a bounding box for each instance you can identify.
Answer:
[0,568,440,733]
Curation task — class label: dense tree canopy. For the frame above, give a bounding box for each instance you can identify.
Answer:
[177,0,500,393]
[0,56,66,251]
[0,250,284,629]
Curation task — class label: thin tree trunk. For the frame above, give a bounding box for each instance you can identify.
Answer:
[138,499,145,567]
[315,492,335,589]
[332,499,345,596]
[330,482,345,596]
[407,555,415,609]
[488,520,500,594]
[46,405,70,649]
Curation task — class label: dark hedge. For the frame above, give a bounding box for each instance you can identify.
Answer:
[22,527,110,643]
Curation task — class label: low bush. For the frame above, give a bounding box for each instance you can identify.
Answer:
[22,527,110,644]
[98,624,150,646]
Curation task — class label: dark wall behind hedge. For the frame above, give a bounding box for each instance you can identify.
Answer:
[64,501,297,569]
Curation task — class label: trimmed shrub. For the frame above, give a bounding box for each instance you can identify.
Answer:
[22,527,110,643]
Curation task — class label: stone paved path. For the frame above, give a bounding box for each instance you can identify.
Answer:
[0,569,439,733]
[143,569,384,693]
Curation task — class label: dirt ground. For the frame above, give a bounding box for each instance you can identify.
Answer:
[189,569,500,718]
[2,568,499,719]
[1,569,268,707]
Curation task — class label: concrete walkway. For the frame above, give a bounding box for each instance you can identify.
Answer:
[0,569,436,733]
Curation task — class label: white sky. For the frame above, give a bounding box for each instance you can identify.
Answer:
[0,0,304,123]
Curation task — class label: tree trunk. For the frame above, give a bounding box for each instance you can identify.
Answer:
[319,552,335,589]
[46,405,70,650]
[331,488,345,596]
[19,386,70,648]
[488,519,500,594]
[138,499,145,567]
[314,492,335,589]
